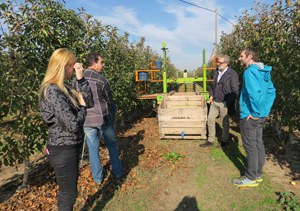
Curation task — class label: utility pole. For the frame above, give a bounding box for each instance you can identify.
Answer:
[215,8,218,50]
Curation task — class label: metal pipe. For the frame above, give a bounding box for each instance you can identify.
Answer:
[202,49,207,93]
[162,42,167,93]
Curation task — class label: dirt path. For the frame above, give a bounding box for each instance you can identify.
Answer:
[0,117,299,210]
[148,141,207,211]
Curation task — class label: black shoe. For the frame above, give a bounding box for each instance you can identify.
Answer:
[220,141,229,147]
[112,172,125,183]
[200,141,214,147]
[117,176,125,183]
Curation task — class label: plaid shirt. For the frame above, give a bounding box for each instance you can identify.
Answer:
[82,69,114,127]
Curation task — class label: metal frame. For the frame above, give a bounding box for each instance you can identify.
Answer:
[135,42,211,100]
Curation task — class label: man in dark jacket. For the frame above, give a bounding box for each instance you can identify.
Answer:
[200,54,239,147]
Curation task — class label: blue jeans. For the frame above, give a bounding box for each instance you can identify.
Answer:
[240,118,266,180]
[84,105,122,183]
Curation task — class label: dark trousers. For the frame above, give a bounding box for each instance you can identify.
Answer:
[240,118,266,181]
[48,147,80,211]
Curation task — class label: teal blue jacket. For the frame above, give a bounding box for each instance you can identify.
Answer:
[239,63,276,119]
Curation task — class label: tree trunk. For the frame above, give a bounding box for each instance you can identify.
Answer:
[274,121,281,138]
[288,127,296,145]
[120,116,125,128]
[18,157,30,190]
[18,136,30,190]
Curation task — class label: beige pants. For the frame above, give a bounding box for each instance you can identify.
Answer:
[207,101,229,143]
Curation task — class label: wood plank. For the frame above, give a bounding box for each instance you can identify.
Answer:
[166,105,202,108]
[158,109,207,120]
[166,92,204,100]
[167,95,204,101]
[160,135,207,140]
[158,116,207,122]
[159,127,206,134]
[159,121,206,127]
[158,114,207,121]
[159,95,168,108]
[138,94,158,99]
[158,107,207,116]
[166,101,203,106]
[171,92,198,96]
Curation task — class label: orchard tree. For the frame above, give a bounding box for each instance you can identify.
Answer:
[219,0,300,142]
[0,0,88,188]
[0,0,162,187]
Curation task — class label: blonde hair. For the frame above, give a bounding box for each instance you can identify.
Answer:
[39,48,79,108]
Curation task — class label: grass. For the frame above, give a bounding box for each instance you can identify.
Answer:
[195,163,208,188]
[86,123,288,210]
[210,147,228,160]
[100,194,148,211]
[105,137,282,211]
[193,142,282,210]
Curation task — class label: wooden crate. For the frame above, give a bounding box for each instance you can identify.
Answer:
[158,92,207,139]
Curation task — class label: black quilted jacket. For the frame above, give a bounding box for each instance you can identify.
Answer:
[40,78,93,149]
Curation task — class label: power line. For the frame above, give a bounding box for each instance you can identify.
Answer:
[178,0,215,13]
[217,13,236,26]
[178,0,236,26]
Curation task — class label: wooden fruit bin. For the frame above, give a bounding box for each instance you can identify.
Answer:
[157,92,207,139]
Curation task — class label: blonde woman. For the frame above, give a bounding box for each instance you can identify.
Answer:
[39,48,92,211]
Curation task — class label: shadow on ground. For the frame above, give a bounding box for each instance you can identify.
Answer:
[216,118,300,182]
[174,196,200,211]
[215,122,246,176]
[0,156,53,203]
[263,129,300,181]
[79,129,145,210]
[0,107,155,208]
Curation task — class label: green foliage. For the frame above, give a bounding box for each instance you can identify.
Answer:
[278,191,300,211]
[163,151,185,163]
[219,0,300,132]
[0,0,163,168]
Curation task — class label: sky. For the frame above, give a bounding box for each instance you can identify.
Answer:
[65,0,276,71]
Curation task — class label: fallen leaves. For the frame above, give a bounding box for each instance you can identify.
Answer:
[0,117,172,210]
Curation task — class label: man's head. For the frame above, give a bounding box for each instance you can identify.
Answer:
[238,47,259,67]
[217,54,230,71]
[86,52,104,72]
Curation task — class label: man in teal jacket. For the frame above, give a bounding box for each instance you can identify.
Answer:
[233,47,276,187]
